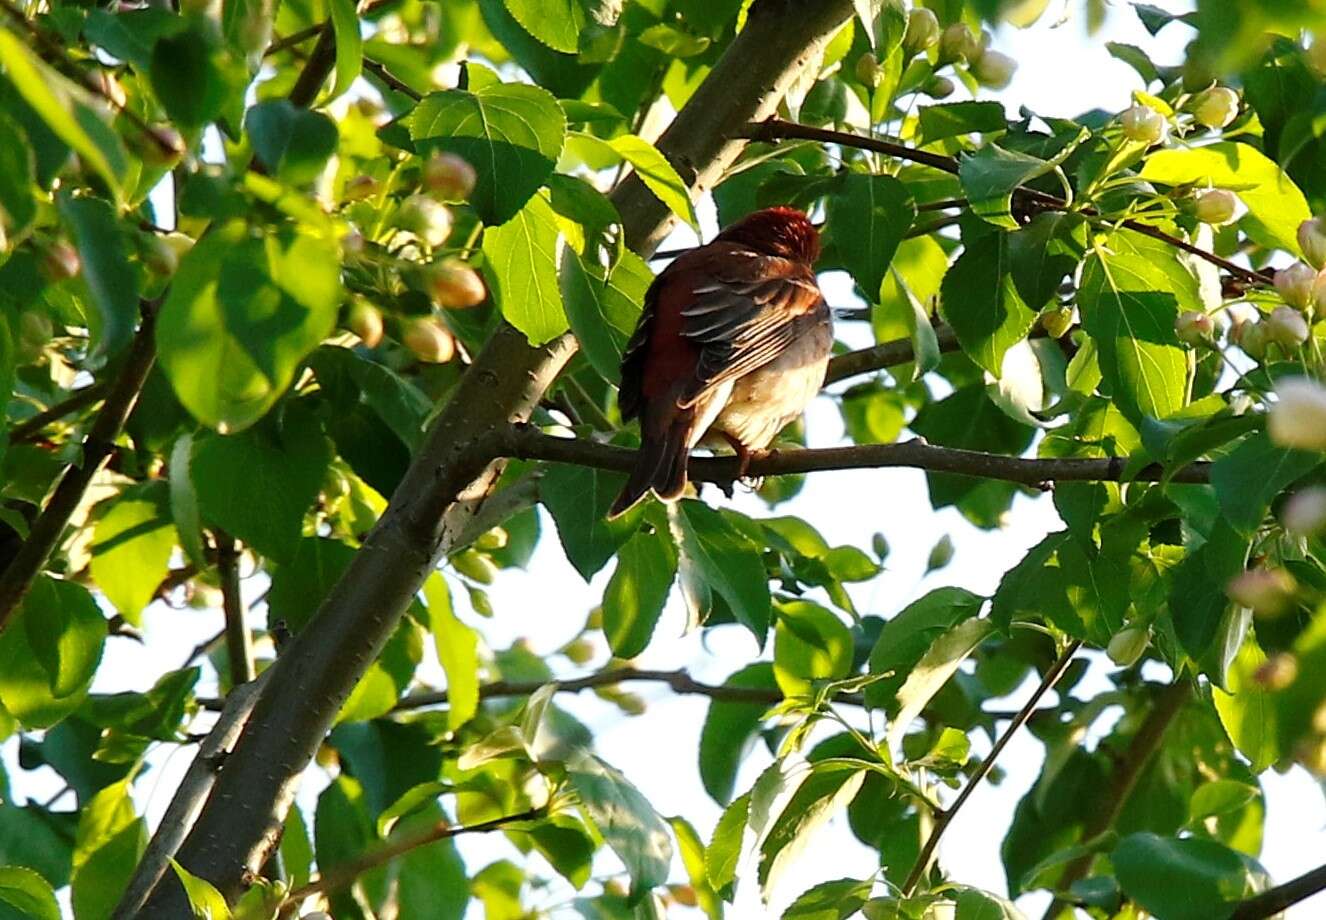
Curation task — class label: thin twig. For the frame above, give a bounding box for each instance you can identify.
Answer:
[824,326,961,385]
[500,425,1214,486]
[264,24,324,57]
[1229,862,1326,920]
[284,807,545,905]
[216,532,255,686]
[0,307,158,631]
[902,640,1083,895]
[746,118,1271,286]
[1043,680,1193,917]
[8,383,110,443]
[363,56,423,101]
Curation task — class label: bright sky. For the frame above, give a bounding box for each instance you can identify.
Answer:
[8,1,1326,918]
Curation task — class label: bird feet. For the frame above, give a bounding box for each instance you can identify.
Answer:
[711,432,772,495]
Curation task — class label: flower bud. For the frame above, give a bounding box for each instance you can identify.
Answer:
[397,194,452,248]
[40,241,81,281]
[1120,104,1168,145]
[938,23,977,64]
[402,318,455,363]
[562,637,595,665]
[141,235,178,276]
[1227,568,1298,616]
[921,75,956,99]
[854,52,882,88]
[474,527,508,551]
[1191,86,1240,129]
[1107,626,1150,667]
[615,692,647,716]
[1175,310,1214,345]
[1253,652,1299,690]
[422,152,477,201]
[669,885,699,908]
[346,299,384,348]
[972,50,1016,89]
[343,174,379,202]
[872,532,889,560]
[341,227,366,258]
[129,123,185,167]
[1298,217,1326,270]
[1041,305,1075,339]
[1193,188,1237,225]
[1266,304,1310,349]
[903,7,940,53]
[427,258,487,308]
[1274,262,1316,311]
[1296,737,1326,776]
[1234,320,1267,360]
[1269,378,1326,451]
[1283,486,1326,537]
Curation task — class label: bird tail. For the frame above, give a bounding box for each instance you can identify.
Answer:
[609,410,693,518]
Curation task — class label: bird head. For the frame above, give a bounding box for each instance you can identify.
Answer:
[714,206,820,264]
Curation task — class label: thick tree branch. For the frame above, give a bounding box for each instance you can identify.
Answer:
[500,425,1213,486]
[1043,680,1193,918]
[147,2,860,910]
[284,807,545,907]
[746,118,1272,286]
[8,383,110,443]
[902,641,1083,896]
[0,309,157,630]
[1229,862,1326,920]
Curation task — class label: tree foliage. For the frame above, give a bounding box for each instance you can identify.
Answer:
[2,0,1326,918]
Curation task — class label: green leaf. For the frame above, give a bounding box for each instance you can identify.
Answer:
[0,576,105,728]
[559,247,649,384]
[191,411,332,563]
[336,616,422,724]
[541,463,636,580]
[483,192,568,345]
[314,776,379,919]
[918,101,1007,145]
[502,0,586,53]
[1211,431,1320,535]
[409,81,566,224]
[953,888,1026,920]
[669,816,722,920]
[169,859,232,920]
[392,804,470,919]
[0,866,60,920]
[149,27,228,131]
[886,618,994,750]
[866,587,984,710]
[706,791,749,896]
[960,131,1085,230]
[422,574,480,730]
[89,482,176,626]
[0,113,35,237]
[168,434,208,568]
[375,780,456,838]
[603,525,678,659]
[157,220,341,432]
[572,132,698,228]
[1189,780,1258,824]
[267,537,356,634]
[1168,520,1251,664]
[70,819,146,920]
[0,28,126,199]
[825,173,916,301]
[676,501,772,646]
[59,194,141,365]
[1139,142,1311,253]
[940,230,1037,377]
[773,601,852,696]
[1078,229,1195,424]
[782,877,874,920]
[698,662,776,805]
[1112,833,1265,920]
[568,751,673,901]
[326,0,363,101]
[758,764,866,899]
[1213,637,1279,773]
[244,100,339,184]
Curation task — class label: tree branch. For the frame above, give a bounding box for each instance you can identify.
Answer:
[147,2,860,910]
[500,425,1213,486]
[8,383,110,443]
[1229,862,1326,920]
[284,807,545,907]
[0,308,158,631]
[216,532,255,687]
[745,118,1272,286]
[1043,680,1193,917]
[902,640,1083,896]
[824,325,961,385]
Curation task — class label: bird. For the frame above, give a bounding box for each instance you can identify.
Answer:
[609,206,832,518]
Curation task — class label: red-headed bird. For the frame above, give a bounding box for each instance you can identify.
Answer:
[609,206,831,517]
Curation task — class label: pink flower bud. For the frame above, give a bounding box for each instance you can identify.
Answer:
[1174,310,1214,345]
[1120,104,1168,144]
[1266,305,1310,349]
[398,194,452,248]
[1253,652,1299,689]
[422,152,477,201]
[1193,188,1238,225]
[1298,217,1326,270]
[1283,486,1326,537]
[1191,86,1240,128]
[903,8,940,53]
[1227,568,1297,617]
[1273,262,1316,310]
[1235,320,1268,360]
[1269,377,1326,451]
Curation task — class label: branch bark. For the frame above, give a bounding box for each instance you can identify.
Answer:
[501,425,1213,486]
[143,2,859,911]
[7,383,110,443]
[216,532,255,686]
[902,641,1082,895]
[1229,862,1326,920]
[0,308,157,630]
